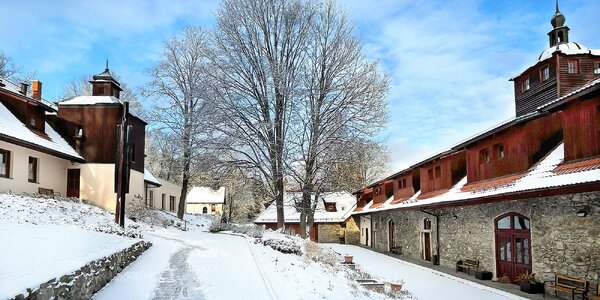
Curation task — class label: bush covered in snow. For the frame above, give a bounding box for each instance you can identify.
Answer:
[230,224,264,238]
[303,240,341,266]
[262,238,302,255]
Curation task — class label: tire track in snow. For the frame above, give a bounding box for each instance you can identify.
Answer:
[220,232,278,300]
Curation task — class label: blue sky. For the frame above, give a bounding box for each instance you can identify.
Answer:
[1,0,599,173]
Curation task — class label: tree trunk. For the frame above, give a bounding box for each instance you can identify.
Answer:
[178,122,192,220]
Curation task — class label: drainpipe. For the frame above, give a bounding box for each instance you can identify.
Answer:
[420,208,440,265]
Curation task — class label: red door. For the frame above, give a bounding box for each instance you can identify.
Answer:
[424,232,432,261]
[495,212,532,282]
[67,169,80,198]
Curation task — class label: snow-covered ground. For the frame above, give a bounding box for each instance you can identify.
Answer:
[326,244,527,300]
[96,228,391,299]
[0,194,143,299]
[0,223,138,299]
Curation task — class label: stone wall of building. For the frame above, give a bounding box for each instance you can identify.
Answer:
[345,216,360,245]
[13,241,152,300]
[318,223,341,243]
[367,191,600,285]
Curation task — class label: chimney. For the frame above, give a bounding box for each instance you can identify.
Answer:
[20,82,29,95]
[32,80,42,100]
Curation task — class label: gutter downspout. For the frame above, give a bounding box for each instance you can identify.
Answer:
[420,208,440,265]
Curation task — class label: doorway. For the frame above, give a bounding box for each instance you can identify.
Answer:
[388,220,395,251]
[67,169,80,198]
[495,212,532,282]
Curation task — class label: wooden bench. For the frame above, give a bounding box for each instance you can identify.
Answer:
[390,245,402,255]
[38,188,54,198]
[544,274,588,300]
[455,258,479,276]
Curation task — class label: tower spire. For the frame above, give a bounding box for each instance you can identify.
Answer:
[548,0,569,47]
[105,59,109,71]
[556,0,559,13]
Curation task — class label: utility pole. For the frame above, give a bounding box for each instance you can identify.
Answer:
[114,101,132,228]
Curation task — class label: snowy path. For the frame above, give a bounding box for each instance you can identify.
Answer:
[326,244,527,300]
[95,229,273,300]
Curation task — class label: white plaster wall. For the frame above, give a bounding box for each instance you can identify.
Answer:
[187,203,223,215]
[0,140,71,196]
[76,163,144,212]
[147,178,181,212]
[359,215,372,246]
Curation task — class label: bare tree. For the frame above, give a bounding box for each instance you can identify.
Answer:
[145,129,182,183]
[144,26,211,219]
[288,1,389,237]
[0,51,20,79]
[59,73,143,115]
[206,0,316,230]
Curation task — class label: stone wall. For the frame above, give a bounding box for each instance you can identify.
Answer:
[367,191,600,285]
[345,216,360,245]
[318,223,340,243]
[13,241,152,300]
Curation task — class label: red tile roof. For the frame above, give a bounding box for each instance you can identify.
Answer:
[554,157,600,175]
[461,173,524,193]
[417,189,449,200]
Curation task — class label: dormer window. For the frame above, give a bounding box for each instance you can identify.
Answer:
[428,168,434,180]
[75,126,83,138]
[434,166,441,178]
[568,60,578,74]
[594,61,600,75]
[540,66,550,81]
[402,178,407,189]
[494,144,505,159]
[479,148,490,164]
[521,77,530,93]
[30,116,36,127]
[324,202,337,212]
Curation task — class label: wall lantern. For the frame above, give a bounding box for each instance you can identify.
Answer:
[576,209,587,217]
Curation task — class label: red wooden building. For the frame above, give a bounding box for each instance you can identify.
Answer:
[352,5,600,286]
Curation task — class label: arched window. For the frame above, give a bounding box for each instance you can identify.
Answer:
[202,207,208,214]
[558,31,564,43]
[423,218,432,230]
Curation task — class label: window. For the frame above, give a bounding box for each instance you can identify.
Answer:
[149,190,154,207]
[521,77,530,93]
[568,60,578,74]
[540,66,550,81]
[428,168,434,180]
[434,166,441,178]
[479,148,490,164]
[494,144,505,159]
[423,218,432,230]
[203,207,208,214]
[30,116,36,127]
[211,203,216,213]
[130,143,136,163]
[325,202,337,212]
[594,61,600,75]
[75,126,83,138]
[0,149,10,178]
[28,157,38,183]
[402,178,407,189]
[169,196,176,211]
[162,194,166,210]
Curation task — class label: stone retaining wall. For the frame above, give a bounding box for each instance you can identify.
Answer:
[366,192,600,285]
[13,241,152,300]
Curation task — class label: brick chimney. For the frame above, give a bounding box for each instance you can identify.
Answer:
[31,80,42,100]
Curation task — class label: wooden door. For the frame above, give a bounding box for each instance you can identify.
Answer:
[495,212,532,282]
[388,220,395,250]
[424,232,432,261]
[365,229,369,246]
[67,169,80,198]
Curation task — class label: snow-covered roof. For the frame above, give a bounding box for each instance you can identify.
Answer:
[255,192,357,224]
[354,143,600,214]
[144,168,161,186]
[0,77,57,110]
[187,187,225,204]
[57,95,123,106]
[512,42,600,79]
[0,102,84,161]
